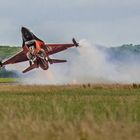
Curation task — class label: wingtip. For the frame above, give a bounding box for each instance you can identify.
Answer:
[72,38,79,47]
[0,61,3,67]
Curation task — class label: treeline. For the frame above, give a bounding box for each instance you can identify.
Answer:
[0,46,21,59]
[0,68,19,78]
[0,46,21,77]
[110,44,140,54]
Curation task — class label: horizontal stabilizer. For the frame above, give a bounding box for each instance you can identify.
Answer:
[49,58,67,64]
[22,63,38,73]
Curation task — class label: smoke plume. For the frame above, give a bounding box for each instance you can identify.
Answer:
[6,40,140,84]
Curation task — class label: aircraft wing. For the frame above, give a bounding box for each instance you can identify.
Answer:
[46,44,74,55]
[2,51,28,66]
[46,38,79,55]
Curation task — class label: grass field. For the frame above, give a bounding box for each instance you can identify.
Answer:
[0,78,18,83]
[0,84,140,140]
[0,46,21,59]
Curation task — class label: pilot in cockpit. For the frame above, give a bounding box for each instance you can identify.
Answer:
[29,44,35,55]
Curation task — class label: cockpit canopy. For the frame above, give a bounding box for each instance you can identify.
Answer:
[21,27,34,42]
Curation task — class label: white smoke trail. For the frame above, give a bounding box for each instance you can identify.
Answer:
[6,40,140,84]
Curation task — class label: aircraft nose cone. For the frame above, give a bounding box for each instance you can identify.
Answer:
[21,27,34,41]
[21,27,28,33]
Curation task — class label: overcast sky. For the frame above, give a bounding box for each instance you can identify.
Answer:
[0,0,140,46]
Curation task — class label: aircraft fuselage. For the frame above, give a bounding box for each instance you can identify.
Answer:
[21,27,48,71]
[0,27,78,73]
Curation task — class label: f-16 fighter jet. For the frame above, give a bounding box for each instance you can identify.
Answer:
[0,27,79,73]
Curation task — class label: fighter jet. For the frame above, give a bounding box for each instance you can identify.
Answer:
[0,27,79,73]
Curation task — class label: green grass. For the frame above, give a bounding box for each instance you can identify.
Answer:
[0,78,18,83]
[0,46,21,59]
[0,85,139,139]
